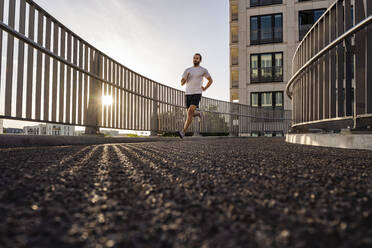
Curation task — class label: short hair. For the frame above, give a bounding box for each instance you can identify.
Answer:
[194,53,202,61]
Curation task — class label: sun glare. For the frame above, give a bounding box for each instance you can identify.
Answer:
[102,95,113,105]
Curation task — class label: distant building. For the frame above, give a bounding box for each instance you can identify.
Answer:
[101,130,119,137]
[23,124,75,136]
[4,128,24,134]
[0,119,3,134]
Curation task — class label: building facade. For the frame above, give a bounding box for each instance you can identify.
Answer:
[24,124,75,136]
[229,0,334,110]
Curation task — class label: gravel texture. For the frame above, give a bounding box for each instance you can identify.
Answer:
[0,138,371,248]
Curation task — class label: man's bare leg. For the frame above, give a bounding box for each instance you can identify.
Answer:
[183,105,197,133]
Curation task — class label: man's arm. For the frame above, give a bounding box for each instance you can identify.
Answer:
[202,76,213,91]
[181,72,189,86]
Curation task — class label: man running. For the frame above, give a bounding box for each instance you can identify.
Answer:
[178,53,213,139]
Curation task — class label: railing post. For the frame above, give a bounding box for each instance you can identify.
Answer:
[354,0,371,129]
[85,51,102,135]
[150,84,159,136]
[344,0,353,117]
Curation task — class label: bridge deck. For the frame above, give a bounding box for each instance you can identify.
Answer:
[0,138,371,247]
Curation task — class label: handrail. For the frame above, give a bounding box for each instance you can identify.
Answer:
[286,14,372,99]
[287,0,372,131]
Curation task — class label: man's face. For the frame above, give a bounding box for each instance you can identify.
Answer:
[193,55,201,66]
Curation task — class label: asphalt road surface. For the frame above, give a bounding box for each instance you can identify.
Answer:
[0,138,371,248]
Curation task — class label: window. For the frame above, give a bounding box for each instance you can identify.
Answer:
[251,14,283,45]
[299,9,326,40]
[275,92,283,107]
[250,0,282,7]
[250,52,283,83]
[231,4,238,21]
[231,70,239,88]
[251,91,284,108]
[231,26,238,43]
[252,93,259,107]
[231,47,239,65]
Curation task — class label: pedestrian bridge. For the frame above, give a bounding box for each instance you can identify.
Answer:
[0,0,372,247]
[0,0,291,137]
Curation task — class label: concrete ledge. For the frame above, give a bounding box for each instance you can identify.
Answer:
[0,135,237,148]
[286,133,372,150]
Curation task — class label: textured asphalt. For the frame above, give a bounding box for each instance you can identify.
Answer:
[0,138,371,248]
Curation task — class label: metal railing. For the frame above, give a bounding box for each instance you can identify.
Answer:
[0,0,291,136]
[286,0,372,131]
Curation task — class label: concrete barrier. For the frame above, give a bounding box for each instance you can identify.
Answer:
[286,133,372,150]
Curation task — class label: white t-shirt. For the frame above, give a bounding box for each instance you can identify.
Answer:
[182,66,211,95]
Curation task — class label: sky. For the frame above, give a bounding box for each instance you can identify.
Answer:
[2,0,230,128]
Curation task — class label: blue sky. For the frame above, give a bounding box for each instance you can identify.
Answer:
[3,0,230,128]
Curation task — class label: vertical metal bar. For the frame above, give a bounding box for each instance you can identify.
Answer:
[51,23,59,122]
[43,17,51,121]
[0,0,4,99]
[344,0,352,116]
[308,36,313,122]
[26,5,35,119]
[83,44,88,124]
[103,56,107,127]
[324,13,330,119]
[113,63,117,128]
[65,32,71,123]
[59,29,66,123]
[107,60,111,127]
[78,39,83,124]
[5,0,16,116]
[111,62,114,128]
[16,0,26,118]
[336,1,344,117]
[115,64,119,129]
[318,19,324,120]
[136,75,140,130]
[71,35,77,124]
[141,77,144,130]
[366,0,372,114]
[35,10,43,120]
[354,0,366,119]
[314,26,319,121]
[330,7,337,118]
[120,67,124,129]
[130,72,134,129]
[123,68,127,129]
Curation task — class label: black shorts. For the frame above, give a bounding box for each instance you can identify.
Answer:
[185,94,202,109]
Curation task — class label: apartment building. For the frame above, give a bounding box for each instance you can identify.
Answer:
[229,0,334,110]
[24,124,75,136]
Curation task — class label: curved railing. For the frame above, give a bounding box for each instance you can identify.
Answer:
[0,0,291,135]
[287,0,372,131]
